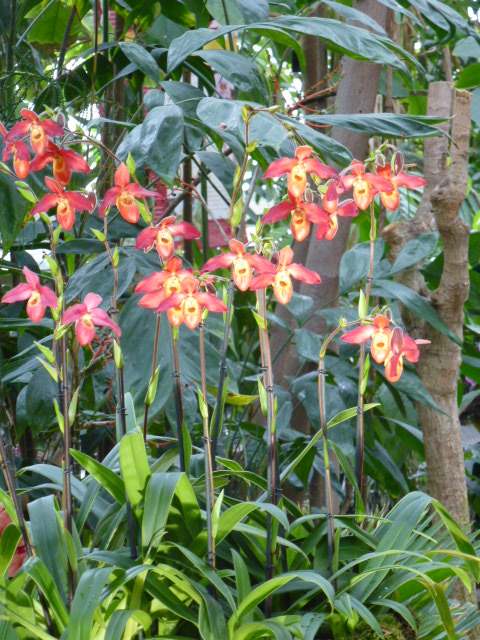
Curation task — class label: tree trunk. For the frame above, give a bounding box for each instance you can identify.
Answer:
[384,83,477,615]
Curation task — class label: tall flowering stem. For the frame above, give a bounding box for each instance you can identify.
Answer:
[355,202,376,511]
[103,219,137,559]
[170,326,185,472]
[256,290,277,598]
[199,320,215,570]
[143,315,161,439]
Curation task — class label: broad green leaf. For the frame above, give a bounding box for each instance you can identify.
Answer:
[389,232,439,275]
[21,557,69,632]
[0,524,21,578]
[69,568,113,640]
[0,171,32,251]
[119,42,159,83]
[70,449,126,505]
[232,549,251,607]
[104,609,152,640]
[306,113,444,138]
[194,50,266,98]
[140,105,184,185]
[119,428,151,510]
[142,472,183,552]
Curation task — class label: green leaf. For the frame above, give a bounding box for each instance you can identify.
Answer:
[0,523,21,578]
[118,42,159,83]
[306,113,444,138]
[119,428,151,510]
[69,568,113,640]
[70,449,126,505]
[142,472,183,552]
[21,557,69,632]
[371,279,461,345]
[140,105,184,186]
[456,63,480,90]
[389,232,439,275]
[104,609,151,640]
[194,50,266,98]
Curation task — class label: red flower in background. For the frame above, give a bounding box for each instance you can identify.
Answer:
[156,275,227,329]
[30,141,90,187]
[0,506,26,577]
[8,109,64,155]
[62,293,121,346]
[250,245,321,305]
[341,160,393,210]
[201,239,272,291]
[261,191,330,242]
[98,163,158,224]
[341,315,392,364]
[375,165,426,211]
[136,215,200,260]
[30,177,94,231]
[315,184,358,241]
[263,146,337,200]
[1,266,57,323]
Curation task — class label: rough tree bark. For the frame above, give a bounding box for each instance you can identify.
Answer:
[271,0,388,508]
[383,82,476,612]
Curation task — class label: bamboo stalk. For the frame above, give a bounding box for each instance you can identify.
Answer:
[143,314,161,439]
[170,326,185,472]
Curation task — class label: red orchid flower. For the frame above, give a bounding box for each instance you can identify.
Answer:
[62,293,121,346]
[341,160,394,210]
[201,239,272,291]
[250,245,321,305]
[156,274,227,330]
[341,315,392,364]
[263,146,337,200]
[135,257,192,327]
[30,141,90,187]
[375,165,426,211]
[30,177,94,231]
[8,109,64,155]
[261,191,329,242]
[0,505,26,577]
[315,184,359,241]
[1,266,57,323]
[384,327,430,383]
[1,123,30,179]
[98,162,158,224]
[136,215,201,260]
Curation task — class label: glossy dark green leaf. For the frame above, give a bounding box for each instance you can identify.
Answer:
[389,232,439,275]
[119,42,159,83]
[70,449,126,505]
[0,523,21,578]
[69,568,113,640]
[142,472,183,552]
[456,63,480,89]
[104,609,151,640]
[21,557,69,631]
[140,105,184,185]
[194,50,266,98]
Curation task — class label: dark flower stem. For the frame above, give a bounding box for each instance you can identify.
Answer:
[170,326,185,472]
[355,203,376,512]
[199,320,215,570]
[143,314,161,440]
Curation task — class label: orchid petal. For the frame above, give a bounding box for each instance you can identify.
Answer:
[2,283,33,304]
[38,285,58,308]
[337,201,359,218]
[45,177,64,195]
[201,254,236,273]
[90,308,121,336]
[156,292,186,313]
[169,222,200,240]
[263,157,297,179]
[84,293,102,310]
[40,120,64,138]
[250,274,275,290]
[67,192,94,212]
[76,319,96,346]
[114,163,130,189]
[196,292,228,313]
[303,157,337,180]
[135,272,166,293]
[98,188,121,217]
[394,172,426,189]
[288,263,321,285]
[341,325,375,344]
[262,201,293,224]
[138,290,167,308]
[62,304,87,324]
[22,267,40,288]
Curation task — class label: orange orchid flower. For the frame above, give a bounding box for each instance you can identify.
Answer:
[8,109,64,155]
[341,160,394,210]
[250,246,321,305]
[375,164,426,211]
[136,215,201,260]
[384,327,430,383]
[201,239,273,291]
[30,177,94,231]
[156,275,227,330]
[30,141,90,187]
[341,315,392,364]
[1,123,30,178]
[98,163,158,224]
[263,146,337,200]
[315,183,359,241]
[261,191,330,242]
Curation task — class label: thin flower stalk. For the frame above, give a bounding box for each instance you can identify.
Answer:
[199,320,215,570]
[170,325,185,472]
[143,315,161,440]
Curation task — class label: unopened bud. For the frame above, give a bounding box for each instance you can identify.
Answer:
[339,316,347,328]
[56,112,65,128]
[206,282,217,296]
[375,154,385,169]
[392,151,404,176]
[305,186,313,203]
[390,327,404,354]
[87,192,97,211]
[271,251,279,266]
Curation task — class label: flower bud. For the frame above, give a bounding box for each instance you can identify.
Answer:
[305,186,313,203]
[206,282,217,296]
[271,251,279,266]
[56,112,65,128]
[392,151,404,175]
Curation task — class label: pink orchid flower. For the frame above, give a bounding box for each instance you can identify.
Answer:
[30,141,90,187]
[384,327,430,383]
[261,191,329,242]
[62,293,121,346]
[135,256,192,321]
[250,245,321,305]
[30,177,94,231]
[201,239,273,291]
[155,275,227,330]
[341,315,392,364]
[1,266,57,323]
[136,215,200,260]
[263,146,337,200]
[8,109,64,155]
[98,162,158,224]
